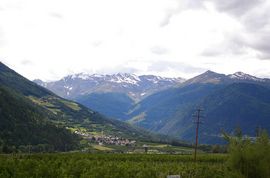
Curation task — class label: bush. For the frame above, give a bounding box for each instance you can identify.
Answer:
[224,130,270,178]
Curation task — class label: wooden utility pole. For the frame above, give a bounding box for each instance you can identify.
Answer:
[193,108,203,162]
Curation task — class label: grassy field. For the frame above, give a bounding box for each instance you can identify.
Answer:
[0,153,227,178]
[92,145,114,151]
[87,143,197,154]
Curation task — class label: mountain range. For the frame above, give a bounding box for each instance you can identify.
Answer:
[34,73,184,120]
[0,62,166,152]
[128,71,270,143]
[35,70,270,144]
[34,73,185,101]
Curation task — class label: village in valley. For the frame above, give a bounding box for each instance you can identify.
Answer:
[74,130,137,146]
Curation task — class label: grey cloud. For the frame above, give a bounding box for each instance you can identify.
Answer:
[92,40,103,47]
[239,1,270,59]
[160,6,182,27]
[201,34,246,57]
[211,0,264,16]
[148,61,205,74]
[242,9,270,30]
[201,0,270,60]
[202,31,270,60]
[160,0,265,29]
[97,66,140,75]
[50,12,63,19]
[150,46,169,55]
[160,0,204,27]
[248,33,270,60]
[160,0,270,60]
[160,12,176,27]
[201,48,222,57]
[21,60,34,66]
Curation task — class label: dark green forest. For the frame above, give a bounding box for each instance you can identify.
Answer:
[0,86,80,152]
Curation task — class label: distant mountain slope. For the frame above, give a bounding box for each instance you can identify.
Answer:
[128,83,222,131]
[161,83,270,144]
[194,83,270,143]
[0,62,166,150]
[76,92,134,120]
[34,73,184,121]
[128,71,270,144]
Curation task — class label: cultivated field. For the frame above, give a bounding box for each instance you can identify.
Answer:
[0,153,227,178]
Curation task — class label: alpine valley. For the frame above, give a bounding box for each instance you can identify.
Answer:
[35,70,270,144]
[0,62,174,152]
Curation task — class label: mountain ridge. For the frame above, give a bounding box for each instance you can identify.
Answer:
[34,70,270,122]
[34,73,185,101]
[34,70,270,101]
[182,70,270,86]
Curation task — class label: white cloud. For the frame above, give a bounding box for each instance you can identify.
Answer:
[0,0,270,81]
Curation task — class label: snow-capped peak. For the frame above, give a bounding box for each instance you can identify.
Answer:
[110,73,140,85]
[69,73,105,80]
[228,72,263,82]
[91,74,104,78]
[63,72,184,85]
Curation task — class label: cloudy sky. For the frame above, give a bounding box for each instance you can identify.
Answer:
[1,0,270,81]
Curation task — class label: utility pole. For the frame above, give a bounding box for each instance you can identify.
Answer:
[193,108,203,162]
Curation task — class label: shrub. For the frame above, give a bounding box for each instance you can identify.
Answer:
[224,130,270,178]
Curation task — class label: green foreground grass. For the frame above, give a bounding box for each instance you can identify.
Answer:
[0,153,227,178]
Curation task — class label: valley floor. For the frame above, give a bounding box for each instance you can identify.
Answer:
[0,153,227,178]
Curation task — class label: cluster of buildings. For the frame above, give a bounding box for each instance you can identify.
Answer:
[74,130,136,146]
[74,130,91,137]
[92,135,136,146]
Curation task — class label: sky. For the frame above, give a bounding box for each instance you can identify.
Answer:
[1,0,270,81]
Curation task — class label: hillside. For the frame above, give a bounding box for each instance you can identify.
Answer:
[195,83,270,142]
[0,86,79,152]
[128,83,222,128]
[76,92,134,120]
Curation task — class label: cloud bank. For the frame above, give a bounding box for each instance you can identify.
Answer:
[0,0,270,80]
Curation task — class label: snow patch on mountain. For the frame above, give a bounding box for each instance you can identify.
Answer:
[64,86,73,90]
[110,73,140,85]
[228,72,264,82]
